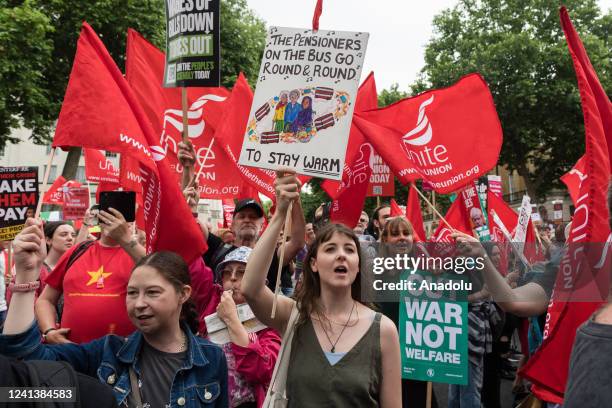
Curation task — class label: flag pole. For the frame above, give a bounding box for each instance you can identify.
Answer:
[411,184,455,231]
[35,147,56,218]
[426,381,432,408]
[181,87,189,143]
[271,201,293,318]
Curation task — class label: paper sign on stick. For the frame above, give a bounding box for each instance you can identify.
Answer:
[399,270,468,385]
[0,167,39,240]
[239,27,369,180]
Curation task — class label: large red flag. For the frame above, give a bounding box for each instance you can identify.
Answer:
[560,155,586,206]
[54,23,205,262]
[521,8,612,402]
[354,74,502,193]
[84,149,119,183]
[125,29,248,199]
[406,186,426,242]
[321,72,378,199]
[430,199,472,243]
[390,199,403,217]
[329,144,373,228]
[214,74,276,199]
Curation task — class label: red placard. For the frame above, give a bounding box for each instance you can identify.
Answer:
[63,186,89,220]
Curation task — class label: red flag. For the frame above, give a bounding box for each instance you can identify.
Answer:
[52,26,157,176]
[96,180,120,203]
[406,186,426,242]
[330,144,373,228]
[84,148,119,183]
[214,74,276,199]
[312,0,323,31]
[125,30,248,199]
[222,199,235,228]
[43,176,68,205]
[321,72,378,199]
[430,199,472,243]
[390,199,402,217]
[521,8,612,402]
[56,23,205,262]
[560,155,586,206]
[354,74,502,193]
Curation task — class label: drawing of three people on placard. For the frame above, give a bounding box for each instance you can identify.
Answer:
[273,89,313,134]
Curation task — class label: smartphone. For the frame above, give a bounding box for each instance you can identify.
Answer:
[99,191,136,222]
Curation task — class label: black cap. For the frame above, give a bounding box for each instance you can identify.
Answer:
[233,199,264,218]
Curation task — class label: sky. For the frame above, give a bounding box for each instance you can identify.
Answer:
[246,0,612,92]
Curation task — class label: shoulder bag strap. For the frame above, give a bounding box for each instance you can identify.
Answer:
[128,367,143,408]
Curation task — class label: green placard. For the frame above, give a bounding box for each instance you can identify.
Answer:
[399,269,468,385]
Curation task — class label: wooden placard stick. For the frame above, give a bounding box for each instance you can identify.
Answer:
[35,147,56,218]
[411,184,455,231]
[271,200,294,319]
[426,381,432,408]
[181,87,189,143]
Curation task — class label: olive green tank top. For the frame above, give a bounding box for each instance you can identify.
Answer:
[286,312,382,407]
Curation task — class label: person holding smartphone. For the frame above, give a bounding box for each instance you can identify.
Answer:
[35,194,146,345]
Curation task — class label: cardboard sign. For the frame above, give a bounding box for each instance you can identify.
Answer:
[238,26,368,180]
[0,167,39,240]
[163,0,220,87]
[513,195,532,253]
[204,303,267,345]
[367,153,395,197]
[399,270,468,385]
[487,174,502,198]
[63,186,89,220]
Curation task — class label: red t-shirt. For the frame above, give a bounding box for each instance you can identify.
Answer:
[44,241,135,343]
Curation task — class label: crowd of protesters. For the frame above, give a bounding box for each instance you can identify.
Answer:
[0,154,609,408]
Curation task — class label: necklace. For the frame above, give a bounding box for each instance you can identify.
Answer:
[177,330,187,353]
[316,302,356,353]
[312,305,360,327]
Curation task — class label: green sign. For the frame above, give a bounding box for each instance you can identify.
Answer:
[399,270,468,385]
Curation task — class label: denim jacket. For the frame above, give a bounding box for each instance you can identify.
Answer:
[0,321,229,407]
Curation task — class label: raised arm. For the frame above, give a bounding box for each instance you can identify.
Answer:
[276,199,306,266]
[242,169,299,333]
[452,232,549,316]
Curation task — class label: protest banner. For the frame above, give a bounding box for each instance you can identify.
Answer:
[163,0,220,87]
[367,154,394,197]
[63,186,89,220]
[0,167,39,241]
[487,174,502,198]
[399,270,468,385]
[513,195,532,253]
[222,198,235,228]
[238,27,369,180]
[460,183,490,241]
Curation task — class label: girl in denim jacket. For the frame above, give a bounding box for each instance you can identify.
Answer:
[1,218,229,407]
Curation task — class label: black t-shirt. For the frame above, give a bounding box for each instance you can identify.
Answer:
[205,234,293,290]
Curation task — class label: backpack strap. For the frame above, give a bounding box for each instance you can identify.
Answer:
[66,240,95,270]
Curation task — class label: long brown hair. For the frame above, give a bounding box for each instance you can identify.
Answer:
[294,223,362,326]
[134,251,199,334]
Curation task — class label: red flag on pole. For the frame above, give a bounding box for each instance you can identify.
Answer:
[354,74,502,193]
[214,73,276,199]
[84,149,119,183]
[406,186,426,242]
[312,0,323,31]
[54,23,206,262]
[321,72,378,199]
[125,29,248,199]
[43,176,68,205]
[521,7,612,402]
[560,155,586,206]
[390,199,402,217]
[329,144,373,228]
[430,199,472,243]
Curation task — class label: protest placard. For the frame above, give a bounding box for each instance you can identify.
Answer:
[63,186,89,220]
[367,154,395,197]
[204,303,267,345]
[164,0,220,87]
[399,270,468,385]
[487,174,502,198]
[238,27,368,180]
[0,167,39,241]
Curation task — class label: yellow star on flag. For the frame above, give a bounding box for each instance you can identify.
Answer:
[86,266,112,286]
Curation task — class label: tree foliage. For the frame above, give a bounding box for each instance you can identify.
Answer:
[413,0,611,199]
[0,0,266,151]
